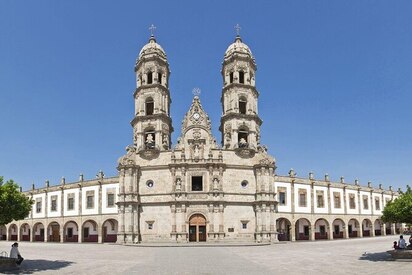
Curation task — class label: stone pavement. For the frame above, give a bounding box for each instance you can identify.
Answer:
[0,236,410,274]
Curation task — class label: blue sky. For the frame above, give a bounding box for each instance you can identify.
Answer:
[0,0,411,191]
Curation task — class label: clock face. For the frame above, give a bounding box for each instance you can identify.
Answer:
[193,113,200,120]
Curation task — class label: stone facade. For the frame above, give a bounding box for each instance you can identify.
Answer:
[1,33,405,245]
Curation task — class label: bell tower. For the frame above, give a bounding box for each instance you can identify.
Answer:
[219,26,262,150]
[132,26,173,152]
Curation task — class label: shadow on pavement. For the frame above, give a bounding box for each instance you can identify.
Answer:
[1,259,73,274]
[358,252,394,262]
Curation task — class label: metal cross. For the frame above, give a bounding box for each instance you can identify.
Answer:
[192,87,201,97]
[234,24,241,36]
[149,24,156,36]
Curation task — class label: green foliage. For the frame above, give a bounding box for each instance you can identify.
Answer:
[0,176,33,225]
[382,185,412,224]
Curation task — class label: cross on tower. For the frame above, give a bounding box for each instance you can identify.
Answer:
[192,87,201,97]
[234,24,241,36]
[149,24,156,37]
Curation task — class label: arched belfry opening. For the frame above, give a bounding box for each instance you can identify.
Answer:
[145,97,154,115]
[238,128,249,148]
[189,214,207,242]
[239,71,245,84]
[147,72,153,84]
[239,97,247,114]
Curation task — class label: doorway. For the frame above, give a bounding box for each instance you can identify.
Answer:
[189,214,207,242]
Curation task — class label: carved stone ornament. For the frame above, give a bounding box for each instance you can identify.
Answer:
[259,157,274,166]
[118,145,137,166]
[235,147,255,158]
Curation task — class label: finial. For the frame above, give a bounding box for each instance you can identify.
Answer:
[309,172,314,180]
[340,176,345,184]
[149,24,156,37]
[45,180,49,188]
[325,173,330,182]
[234,23,241,36]
[61,177,65,185]
[79,173,84,182]
[192,87,201,98]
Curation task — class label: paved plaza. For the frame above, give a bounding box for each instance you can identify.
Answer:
[0,236,410,274]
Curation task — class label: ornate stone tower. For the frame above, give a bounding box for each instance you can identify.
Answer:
[220,32,262,150]
[132,31,173,153]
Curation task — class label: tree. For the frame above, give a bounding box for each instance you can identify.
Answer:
[381,185,412,224]
[0,176,33,225]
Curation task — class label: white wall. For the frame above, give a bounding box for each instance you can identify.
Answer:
[294,184,311,213]
[275,182,291,213]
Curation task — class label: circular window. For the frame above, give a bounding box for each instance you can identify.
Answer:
[146,180,154,188]
[241,180,248,188]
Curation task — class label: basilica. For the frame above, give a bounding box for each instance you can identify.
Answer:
[0,30,403,244]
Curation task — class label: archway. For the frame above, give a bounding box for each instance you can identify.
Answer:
[362,219,372,237]
[332,219,345,239]
[33,222,45,242]
[189,214,207,242]
[102,219,118,243]
[0,225,6,241]
[82,220,98,242]
[47,222,61,242]
[8,224,17,241]
[314,219,329,240]
[20,223,31,242]
[64,221,79,242]
[348,219,359,238]
[276,218,291,241]
[295,218,311,241]
[374,219,382,236]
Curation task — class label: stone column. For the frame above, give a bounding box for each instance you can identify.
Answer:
[343,187,347,215]
[78,224,82,243]
[17,227,21,242]
[44,226,48,242]
[358,222,363,238]
[60,226,64,243]
[391,223,396,235]
[208,204,214,233]
[310,224,315,241]
[370,222,375,237]
[291,222,296,242]
[343,224,349,239]
[328,225,334,240]
[382,223,386,236]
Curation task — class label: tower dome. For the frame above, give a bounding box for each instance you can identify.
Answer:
[224,35,255,65]
[137,35,167,62]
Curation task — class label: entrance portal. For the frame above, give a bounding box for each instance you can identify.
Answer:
[189,214,206,242]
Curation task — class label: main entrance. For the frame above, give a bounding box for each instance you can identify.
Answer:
[189,214,206,242]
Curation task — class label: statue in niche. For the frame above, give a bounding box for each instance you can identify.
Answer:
[225,132,231,148]
[239,137,248,148]
[194,145,200,158]
[176,178,182,191]
[162,134,169,148]
[146,134,155,149]
[213,178,219,190]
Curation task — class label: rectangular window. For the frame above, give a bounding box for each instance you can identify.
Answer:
[67,228,73,238]
[51,196,57,212]
[320,225,326,236]
[298,189,307,207]
[241,221,248,229]
[191,176,203,191]
[86,191,94,209]
[316,191,324,208]
[148,223,153,230]
[107,193,115,207]
[363,195,369,210]
[278,191,286,206]
[304,226,309,236]
[349,195,356,209]
[68,197,74,210]
[83,227,89,238]
[334,192,341,208]
[375,197,380,210]
[36,200,42,213]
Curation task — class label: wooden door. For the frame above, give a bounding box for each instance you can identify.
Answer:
[189,214,206,242]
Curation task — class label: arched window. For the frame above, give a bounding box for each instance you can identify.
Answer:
[158,73,162,84]
[238,129,249,148]
[145,97,154,115]
[239,71,245,84]
[147,72,153,84]
[239,97,247,114]
[229,72,234,84]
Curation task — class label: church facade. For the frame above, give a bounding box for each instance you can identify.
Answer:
[1,33,403,244]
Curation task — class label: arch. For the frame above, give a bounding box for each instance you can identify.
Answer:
[348,218,360,238]
[188,214,207,242]
[33,222,45,242]
[63,221,79,242]
[47,221,61,242]
[19,223,31,242]
[238,71,245,84]
[276,218,291,241]
[362,218,372,237]
[0,225,6,241]
[332,218,345,239]
[295,218,311,241]
[82,220,98,242]
[145,97,154,115]
[239,96,247,114]
[8,224,18,241]
[374,219,382,236]
[238,127,249,148]
[102,219,118,243]
[147,72,153,84]
[314,218,329,240]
